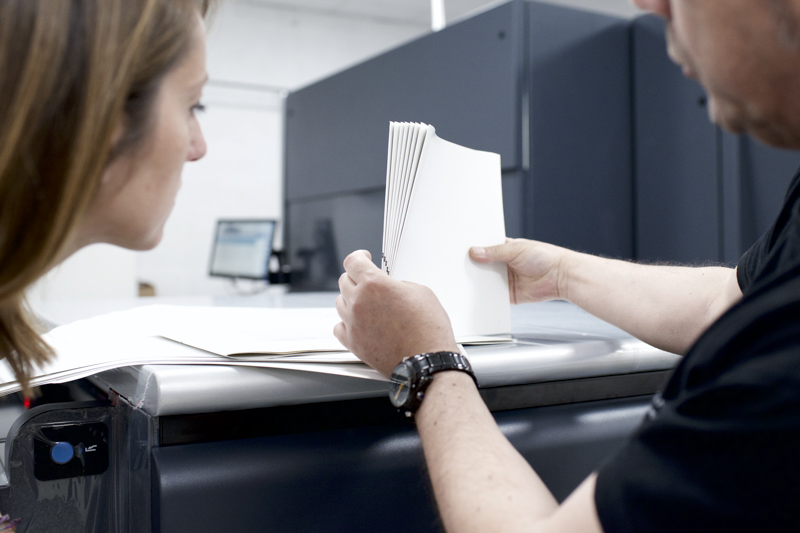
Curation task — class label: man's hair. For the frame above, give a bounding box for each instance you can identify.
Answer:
[0,0,214,394]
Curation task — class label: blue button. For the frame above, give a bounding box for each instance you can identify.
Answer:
[51,442,74,465]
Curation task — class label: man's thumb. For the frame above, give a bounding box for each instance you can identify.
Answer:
[470,242,514,264]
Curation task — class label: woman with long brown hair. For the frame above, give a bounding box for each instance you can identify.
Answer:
[0,0,214,397]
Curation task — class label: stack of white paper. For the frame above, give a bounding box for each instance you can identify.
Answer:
[0,306,383,396]
[382,122,511,338]
[0,303,516,397]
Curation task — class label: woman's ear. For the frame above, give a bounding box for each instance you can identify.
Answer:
[102,119,128,184]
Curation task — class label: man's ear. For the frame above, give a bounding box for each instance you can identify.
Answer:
[775,0,800,49]
[631,0,671,19]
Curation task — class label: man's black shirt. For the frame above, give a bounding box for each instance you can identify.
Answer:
[595,169,800,532]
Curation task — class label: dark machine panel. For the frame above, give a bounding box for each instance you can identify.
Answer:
[527,2,633,257]
[284,0,526,202]
[633,14,719,264]
[152,396,650,533]
[287,191,384,290]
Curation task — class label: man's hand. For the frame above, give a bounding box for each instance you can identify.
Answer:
[470,238,571,304]
[472,237,742,355]
[334,250,458,376]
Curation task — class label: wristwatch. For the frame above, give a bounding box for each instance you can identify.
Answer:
[389,351,476,417]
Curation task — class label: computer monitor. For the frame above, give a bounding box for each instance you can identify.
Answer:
[209,219,276,280]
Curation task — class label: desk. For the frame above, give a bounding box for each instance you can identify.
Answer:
[1,293,678,533]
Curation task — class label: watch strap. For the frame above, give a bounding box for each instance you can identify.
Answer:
[397,351,476,417]
[405,351,474,380]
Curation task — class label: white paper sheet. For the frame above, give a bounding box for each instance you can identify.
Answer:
[383,122,511,338]
[156,306,348,356]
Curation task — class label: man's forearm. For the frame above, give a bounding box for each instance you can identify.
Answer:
[560,251,742,354]
[415,371,558,532]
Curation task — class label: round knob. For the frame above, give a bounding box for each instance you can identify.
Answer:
[50,442,74,465]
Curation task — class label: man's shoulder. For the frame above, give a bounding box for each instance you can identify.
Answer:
[738,167,800,294]
[685,269,800,390]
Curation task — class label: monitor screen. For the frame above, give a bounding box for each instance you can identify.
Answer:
[209,219,276,279]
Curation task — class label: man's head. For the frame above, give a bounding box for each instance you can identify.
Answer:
[635,0,800,148]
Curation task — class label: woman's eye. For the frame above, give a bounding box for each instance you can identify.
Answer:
[191,102,206,115]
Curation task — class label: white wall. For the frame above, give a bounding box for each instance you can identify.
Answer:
[35,0,427,303]
[205,1,427,89]
[27,245,139,305]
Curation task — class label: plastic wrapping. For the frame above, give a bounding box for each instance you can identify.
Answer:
[0,398,153,533]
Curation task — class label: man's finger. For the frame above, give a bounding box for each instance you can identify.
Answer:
[338,271,355,295]
[335,293,348,317]
[333,321,348,346]
[343,250,380,283]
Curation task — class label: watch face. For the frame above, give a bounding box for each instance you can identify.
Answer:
[389,363,414,408]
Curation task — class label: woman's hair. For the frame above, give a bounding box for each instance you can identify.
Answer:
[0,0,214,394]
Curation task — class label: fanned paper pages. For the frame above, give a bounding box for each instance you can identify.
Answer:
[382,122,511,338]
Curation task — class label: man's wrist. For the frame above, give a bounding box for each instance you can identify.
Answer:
[557,247,581,303]
[415,370,479,420]
[559,248,602,305]
[429,369,477,388]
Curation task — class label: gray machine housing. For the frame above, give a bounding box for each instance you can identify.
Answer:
[285,0,633,289]
[0,372,665,532]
